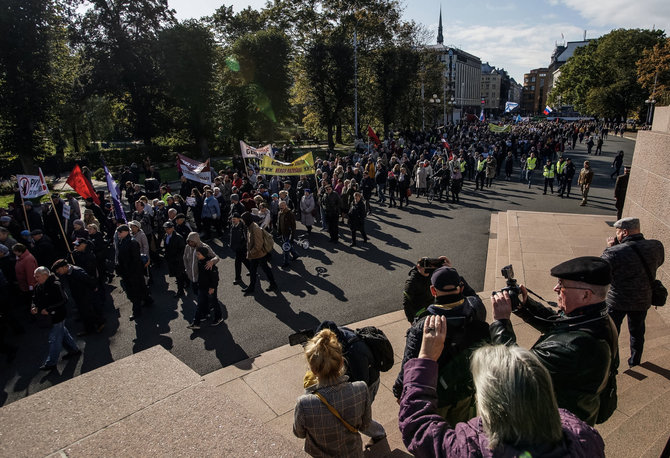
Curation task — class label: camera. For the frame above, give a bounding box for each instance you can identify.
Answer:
[419,257,444,274]
[496,264,521,311]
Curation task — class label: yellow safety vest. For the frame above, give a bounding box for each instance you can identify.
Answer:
[527,157,537,170]
[556,161,566,174]
[543,164,555,178]
[477,160,485,172]
[460,161,466,173]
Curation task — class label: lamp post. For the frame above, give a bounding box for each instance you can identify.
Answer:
[448,96,455,124]
[429,94,440,127]
[645,98,656,126]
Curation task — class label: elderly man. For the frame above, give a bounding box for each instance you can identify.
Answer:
[602,217,665,367]
[278,200,298,268]
[490,257,619,426]
[32,266,81,370]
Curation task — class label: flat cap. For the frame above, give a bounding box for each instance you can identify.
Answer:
[0,216,11,223]
[175,213,186,219]
[163,221,174,228]
[550,256,611,286]
[431,266,462,292]
[51,259,69,270]
[73,238,89,246]
[117,224,130,233]
[30,229,43,236]
[613,217,639,231]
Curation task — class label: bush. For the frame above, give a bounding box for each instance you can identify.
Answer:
[93,168,105,181]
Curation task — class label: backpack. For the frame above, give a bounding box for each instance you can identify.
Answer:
[261,228,274,255]
[354,326,394,372]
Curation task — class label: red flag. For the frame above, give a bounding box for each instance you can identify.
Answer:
[367,125,381,146]
[66,164,100,205]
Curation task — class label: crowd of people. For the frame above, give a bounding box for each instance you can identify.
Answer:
[0,118,662,455]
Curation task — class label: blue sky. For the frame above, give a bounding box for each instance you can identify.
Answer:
[167,0,670,82]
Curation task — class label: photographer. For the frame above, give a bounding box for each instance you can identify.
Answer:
[490,256,619,426]
[402,256,476,323]
[394,266,489,425]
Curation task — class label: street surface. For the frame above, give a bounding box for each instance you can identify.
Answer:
[0,135,635,406]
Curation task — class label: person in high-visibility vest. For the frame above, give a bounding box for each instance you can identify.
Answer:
[555,157,567,197]
[543,159,555,194]
[475,154,486,191]
[526,152,538,189]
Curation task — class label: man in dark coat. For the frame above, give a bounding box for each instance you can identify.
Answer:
[394,266,489,426]
[347,192,368,247]
[32,266,81,370]
[52,259,105,336]
[163,221,187,298]
[602,217,664,367]
[30,229,57,269]
[490,256,619,426]
[187,246,221,330]
[116,225,152,320]
[23,201,44,231]
[72,238,98,280]
[278,200,298,268]
[229,213,250,286]
[320,184,342,243]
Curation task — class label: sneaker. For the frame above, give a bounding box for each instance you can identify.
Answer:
[187,323,201,330]
[233,278,242,285]
[210,318,223,327]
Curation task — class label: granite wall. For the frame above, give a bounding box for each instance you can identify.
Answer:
[623,106,670,322]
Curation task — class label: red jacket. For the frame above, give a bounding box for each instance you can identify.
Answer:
[15,250,38,292]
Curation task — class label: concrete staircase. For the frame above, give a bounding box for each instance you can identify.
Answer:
[485,210,670,458]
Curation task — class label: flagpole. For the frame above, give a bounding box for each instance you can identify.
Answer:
[19,194,31,233]
[47,192,75,264]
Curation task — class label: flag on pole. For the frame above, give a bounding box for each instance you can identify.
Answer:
[66,164,100,205]
[177,154,213,185]
[367,126,381,146]
[515,114,522,123]
[543,105,553,115]
[100,156,126,223]
[504,102,519,113]
[479,109,485,122]
[16,170,49,199]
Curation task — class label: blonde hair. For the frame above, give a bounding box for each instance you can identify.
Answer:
[304,329,344,381]
[471,345,563,450]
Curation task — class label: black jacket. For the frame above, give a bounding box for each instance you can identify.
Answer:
[197,259,219,291]
[33,274,67,324]
[63,265,97,306]
[117,236,144,279]
[490,298,619,426]
[73,248,98,279]
[31,236,57,269]
[229,221,247,252]
[348,200,366,227]
[164,231,186,277]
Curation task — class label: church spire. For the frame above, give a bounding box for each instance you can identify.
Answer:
[437,6,444,44]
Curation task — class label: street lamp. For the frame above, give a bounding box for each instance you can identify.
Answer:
[645,98,657,126]
[429,94,440,127]
[448,96,455,124]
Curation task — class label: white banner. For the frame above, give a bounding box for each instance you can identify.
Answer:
[17,169,48,199]
[178,154,212,185]
[240,140,274,160]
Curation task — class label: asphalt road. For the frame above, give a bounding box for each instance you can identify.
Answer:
[0,134,635,406]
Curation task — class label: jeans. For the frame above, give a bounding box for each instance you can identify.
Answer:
[360,378,386,440]
[526,169,535,188]
[320,207,328,230]
[376,184,386,203]
[194,288,220,324]
[249,254,276,290]
[609,308,648,366]
[44,321,79,366]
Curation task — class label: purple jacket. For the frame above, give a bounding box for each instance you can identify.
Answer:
[398,358,605,457]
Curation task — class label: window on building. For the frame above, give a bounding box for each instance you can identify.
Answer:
[539,73,546,77]
[530,86,535,91]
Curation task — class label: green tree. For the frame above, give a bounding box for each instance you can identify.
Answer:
[0,0,72,172]
[552,28,664,119]
[157,20,217,157]
[77,0,175,145]
[637,37,670,105]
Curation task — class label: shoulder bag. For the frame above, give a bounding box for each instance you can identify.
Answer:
[629,243,667,307]
[313,391,358,433]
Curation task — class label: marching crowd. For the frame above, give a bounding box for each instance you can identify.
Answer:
[0,118,662,456]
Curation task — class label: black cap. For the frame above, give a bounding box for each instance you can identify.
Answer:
[163,221,174,229]
[196,246,210,257]
[175,213,186,219]
[431,267,462,292]
[550,256,611,286]
[117,224,130,233]
[30,229,43,236]
[73,238,89,246]
[231,212,241,219]
[86,197,94,203]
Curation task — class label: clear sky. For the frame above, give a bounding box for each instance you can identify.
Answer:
[167,0,670,82]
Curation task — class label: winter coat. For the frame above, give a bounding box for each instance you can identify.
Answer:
[15,250,38,292]
[33,274,68,324]
[398,358,606,457]
[201,195,221,219]
[183,232,218,283]
[300,194,315,227]
[278,209,296,238]
[229,221,247,253]
[164,231,186,277]
[247,222,267,260]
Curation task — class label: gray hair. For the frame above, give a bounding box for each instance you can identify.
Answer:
[470,345,563,450]
[34,266,50,276]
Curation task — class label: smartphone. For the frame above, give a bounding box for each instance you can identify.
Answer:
[288,329,315,346]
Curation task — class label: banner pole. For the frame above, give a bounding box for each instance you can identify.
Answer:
[49,195,75,263]
[19,193,31,233]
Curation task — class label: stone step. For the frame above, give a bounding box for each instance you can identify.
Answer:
[483,212,499,293]
[494,211,510,291]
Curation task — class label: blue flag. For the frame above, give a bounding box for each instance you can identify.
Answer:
[504,102,519,113]
[479,109,485,122]
[100,156,127,223]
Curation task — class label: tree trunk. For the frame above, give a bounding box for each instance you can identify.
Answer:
[198,136,209,159]
[72,125,79,153]
[335,120,343,144]
[327,123,334,150]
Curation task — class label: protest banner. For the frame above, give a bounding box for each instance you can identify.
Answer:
[177,154,212,185]
[488,123,511,133]
[259,152,315,176]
